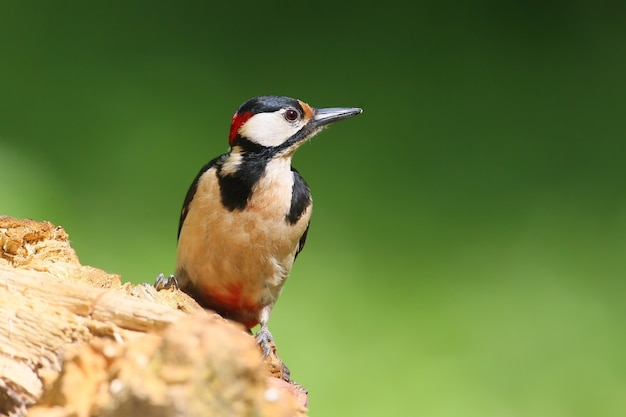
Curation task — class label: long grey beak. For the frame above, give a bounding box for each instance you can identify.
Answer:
[311,107,363,128]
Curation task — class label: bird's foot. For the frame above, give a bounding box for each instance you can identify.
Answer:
[256,327,291,381]
[255,326,274,357]
[154,273,178,290]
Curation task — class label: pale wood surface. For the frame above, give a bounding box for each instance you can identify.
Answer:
[0,217,307,417]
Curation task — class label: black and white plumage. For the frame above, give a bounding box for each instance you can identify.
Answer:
[159,96,362,356]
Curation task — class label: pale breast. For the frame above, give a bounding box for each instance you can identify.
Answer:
[176,158,311,310]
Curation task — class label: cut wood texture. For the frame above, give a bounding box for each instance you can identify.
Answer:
[0,216,308,417]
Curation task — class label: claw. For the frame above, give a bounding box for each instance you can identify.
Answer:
[281,362,291,382]
[154,273,178,290]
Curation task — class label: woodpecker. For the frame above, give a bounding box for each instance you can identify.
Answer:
[157,95,362,356]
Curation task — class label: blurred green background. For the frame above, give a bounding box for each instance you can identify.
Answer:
[2,1,626,416]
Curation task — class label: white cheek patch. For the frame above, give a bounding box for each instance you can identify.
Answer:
[239,112,303,147]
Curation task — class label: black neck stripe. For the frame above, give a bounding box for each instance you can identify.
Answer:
[216,146,271,211]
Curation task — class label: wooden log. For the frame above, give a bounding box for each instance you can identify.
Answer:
[0,216,307,417]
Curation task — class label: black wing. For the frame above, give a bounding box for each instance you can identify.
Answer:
[178,156,223,239]
[295,222,309,260]
[289,168,312,259]
[287,168,311,225]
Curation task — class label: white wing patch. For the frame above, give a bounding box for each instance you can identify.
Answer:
[220,147,244,175]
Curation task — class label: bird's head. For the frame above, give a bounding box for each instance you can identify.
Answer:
[228,96,362,156]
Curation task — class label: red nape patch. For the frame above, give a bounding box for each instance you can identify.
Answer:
[229,112,253,145]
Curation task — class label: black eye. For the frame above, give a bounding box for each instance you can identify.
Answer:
[284,109,300,121]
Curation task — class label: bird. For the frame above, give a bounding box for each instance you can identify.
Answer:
[156,95,362,357]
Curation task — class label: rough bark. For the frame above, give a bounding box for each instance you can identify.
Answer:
[0,216,308,417]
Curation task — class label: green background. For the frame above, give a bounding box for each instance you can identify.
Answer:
[2,1,625,416]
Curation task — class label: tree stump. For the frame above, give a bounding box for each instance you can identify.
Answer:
[0,216,308,417]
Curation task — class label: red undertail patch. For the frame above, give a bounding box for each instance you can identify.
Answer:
[203,282,261,328]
